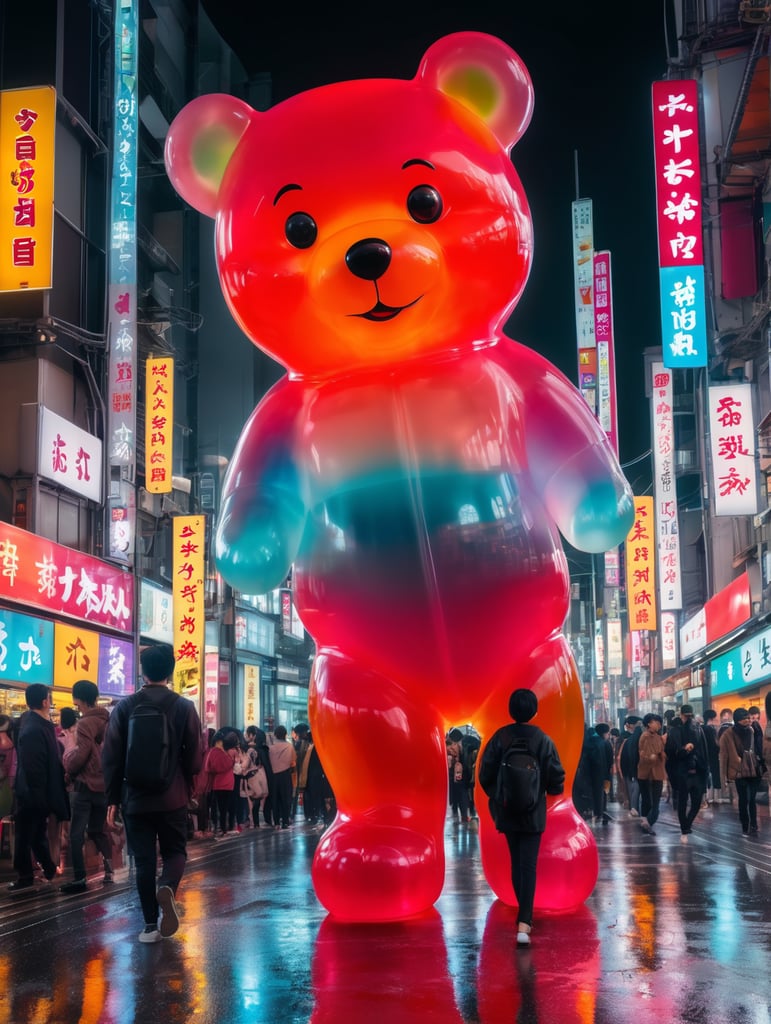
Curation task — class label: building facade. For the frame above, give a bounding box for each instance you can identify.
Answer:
[0,0,311,731]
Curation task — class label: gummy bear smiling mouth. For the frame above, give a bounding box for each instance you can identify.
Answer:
[350,295,422,322]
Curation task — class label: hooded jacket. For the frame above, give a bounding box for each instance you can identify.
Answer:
[63,706,110,793]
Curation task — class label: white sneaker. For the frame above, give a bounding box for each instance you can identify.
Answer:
[138,926,162,943]
[157,885,180,937]
[516,930,531,946]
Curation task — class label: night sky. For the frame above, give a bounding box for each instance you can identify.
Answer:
[200,2,668,486]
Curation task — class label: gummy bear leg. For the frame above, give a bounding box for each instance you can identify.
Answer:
[309,650,448,922]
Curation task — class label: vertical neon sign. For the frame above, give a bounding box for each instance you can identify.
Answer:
[652,80,708,369]
[107,0,138,561]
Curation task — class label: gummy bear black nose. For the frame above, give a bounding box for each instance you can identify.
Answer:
[345,238,392,281]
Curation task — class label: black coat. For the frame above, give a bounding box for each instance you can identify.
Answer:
[666,717,709,779]
[14,710,70,821]
[703,723,721,781]
[478,722,565,834]
[619,725,642,778]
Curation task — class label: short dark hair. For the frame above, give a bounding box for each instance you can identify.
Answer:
[72,679,99,706]
[703,709,717,721]
[508,688,537,723]
[140,643,175,683]
[447,728,464,742]
[25,683,49,710]
[274,725,288,740]
[60,707,78,729]
[223,731,240,751]
[595,723,610,736]
[748,706,760,715]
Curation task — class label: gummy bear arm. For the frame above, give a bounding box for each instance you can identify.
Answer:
[503,346,634,552]
[215,386,307,594]
[540,442,634,553]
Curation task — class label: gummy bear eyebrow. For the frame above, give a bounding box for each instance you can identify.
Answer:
[273,183,303,205]
[402,159,435,171]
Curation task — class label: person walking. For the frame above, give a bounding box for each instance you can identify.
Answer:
[572,724,608,824]
[268,725,296,830]
[60,679,113,892]
[666,704,709,842]
[619,716,642,816]
[702,709,722,804]
[0,713,18,821]
[102,644,202,943]
[8,684,70,892]
[594,723,614,822]
[478,688,565,947]
[291,723,311,822]
[719,707,766,837]
[637,713,666,835]
[251,727,276,827]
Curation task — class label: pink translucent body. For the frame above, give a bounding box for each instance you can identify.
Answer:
[164,32,634,921]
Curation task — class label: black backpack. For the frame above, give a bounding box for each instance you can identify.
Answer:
[124,689,180,792]
[495,737,541,815]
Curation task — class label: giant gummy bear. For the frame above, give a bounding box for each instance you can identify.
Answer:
[165,32,634,922]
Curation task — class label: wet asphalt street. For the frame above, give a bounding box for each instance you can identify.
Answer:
[0,795,769,1024]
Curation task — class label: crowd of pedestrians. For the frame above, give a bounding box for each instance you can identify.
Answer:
[573,702,770,844]
[0,647,338,943]
[1,672,769,951]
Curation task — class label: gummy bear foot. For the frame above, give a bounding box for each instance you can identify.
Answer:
[312,820,444,922]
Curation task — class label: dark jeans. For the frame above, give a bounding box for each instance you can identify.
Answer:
[450,779,473,820]
[13,807,57,882]
[69,787,112,879]
[676,772,706,833]
[735,777,760,831]
[504,831,542,927]
[272,769,293,828]
[639,779,663,827]
[123,807,188,927]
[624,776,640,814]
[212,790,232,833]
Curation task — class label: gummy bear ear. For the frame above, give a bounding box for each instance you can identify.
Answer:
[164,94,256,217]
[416,32,534,150]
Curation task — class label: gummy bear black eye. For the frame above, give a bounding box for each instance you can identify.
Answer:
[285,212,317,249]
[407,185,443,224]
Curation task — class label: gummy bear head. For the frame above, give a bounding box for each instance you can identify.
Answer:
[165,32,534,379]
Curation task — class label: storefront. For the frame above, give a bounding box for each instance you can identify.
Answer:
[709,625,771,719]
[0,520,135,721]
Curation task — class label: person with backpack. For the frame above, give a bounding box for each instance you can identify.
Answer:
[60,679,113,892]
[478,688,565,948]
[665,704,709,842]
[102,643,202,943]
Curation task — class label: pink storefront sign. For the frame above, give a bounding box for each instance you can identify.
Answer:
[0,520,133,632]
